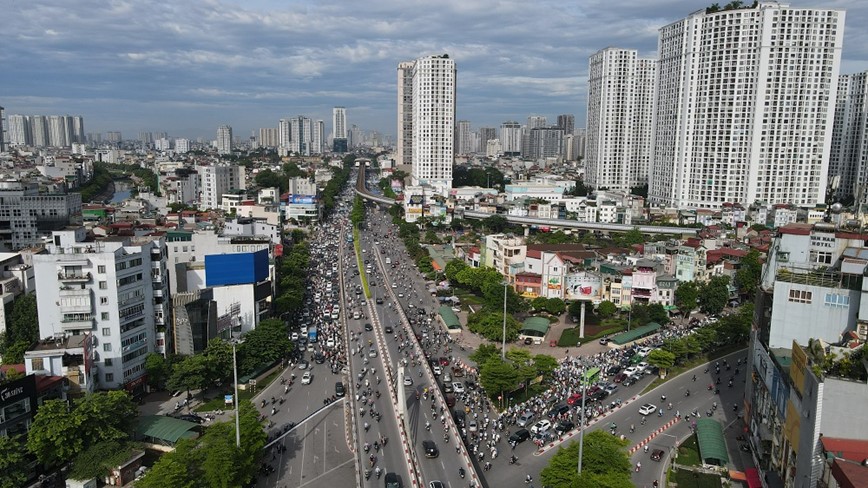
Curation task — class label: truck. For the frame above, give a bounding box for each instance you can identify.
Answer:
[308,326,318,343]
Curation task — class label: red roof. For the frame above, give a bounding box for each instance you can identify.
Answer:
[821,437,868,462]
[831,458,868,488]
[526,249,542,259]
[778,223,812,236]
[34,375,65,393]
[706,248,749,265]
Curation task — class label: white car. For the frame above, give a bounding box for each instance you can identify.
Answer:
[291,332,299,341]
[638,403,657,416]
[636,362,649,373]
[637,346,652,357]
[624,366,640,376]
[326,338,336,348]
[468,419,478,432]
[301,372,313,385]
[392,283,398,288]
[368,349,378,358]
[452,382,465,394]
[530,419,552,435]
[403,376,413,386]
[432,365,442,376]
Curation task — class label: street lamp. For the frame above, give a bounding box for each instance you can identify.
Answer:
[231,338,242,448]
[501,281,508,360]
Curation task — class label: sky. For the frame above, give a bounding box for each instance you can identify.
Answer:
[3,0,868,141]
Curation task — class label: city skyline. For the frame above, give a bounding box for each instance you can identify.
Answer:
[4,0,868,140]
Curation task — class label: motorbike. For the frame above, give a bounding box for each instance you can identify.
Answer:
[459,467,466,478]
[364,469,371,480]
[740,443,751,452]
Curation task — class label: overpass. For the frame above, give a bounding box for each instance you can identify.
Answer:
[354,168,697,236]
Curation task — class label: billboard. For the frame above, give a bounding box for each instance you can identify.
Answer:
[288,194,317,205]
[205,249,269,287]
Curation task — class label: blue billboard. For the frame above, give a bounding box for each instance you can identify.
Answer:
[288,194,317,204]
[205,249,269,287]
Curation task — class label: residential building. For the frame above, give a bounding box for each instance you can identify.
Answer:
[556,114,575,137]
[500,121,522,156]
[675,241,706,283]
[290,116,312,156]
[747,222,868,487]
[31,116,48,147]
[650,3,845,209]
[526,127,564,161]
[481,233,526,283]
[216,125,233,155]
[486,139,502,158]
[0,253,35,336]
[175,138,190,154]
[278,119,291,150]
[333,107,347,139]
[257,128,278,149]
[456,120,473,155]
[32,228,169,393]
[478,127,496,154]
[396,61,415,166]
[586,47,656,191]
[407,54,457,196]
[829,71,868,203]
[196,164,245,210]
[287,176,317,197]
[6,114,31,147]
[47,115,68,147]
[0,180,82,250]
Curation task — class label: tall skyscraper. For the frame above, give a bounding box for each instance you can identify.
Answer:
[650,4,845,209]
[586,47,656,191]
[407,54,457,195]
[556,114,575,136]
[71,116,85,143]
[312,120,324,154]
[0,106,5,152]
[527,127,564,161]
[527,116,547,129]
[332,107,347,139]
[7,114,31,147]
[105,131,122,144]
[278,119,291,149]
[829,72,868,202]
[396,61,415,166]
[216,124,233,155]
[500,121,522,155]
[479,127,496,154]
[290,116,311,155]
[456,120,473,155]
[258,128,278,148]
[175,138,190,154]
[31,116,48,147]
[48,115,68,147]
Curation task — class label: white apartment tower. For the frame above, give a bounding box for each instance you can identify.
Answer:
[333,107,347,139]
[258,128,278,148]
[586,48,657,191]
[196,164,246,210]
[216,124,233,155]
[32,228,169,391]
[500,121,522,155]
[289,116,312,156]
[650,3,845,209]
[175,138,190,154]
[829,71,868,202]
[408,54,456,196]
[396,61,415,166]
[278,119,291,150]
[7,114,32,147]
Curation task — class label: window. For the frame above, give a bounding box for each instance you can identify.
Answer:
[101,312,110,320]
[31,357,44,371]
[98,265,106,273]
[102,327,111,336]
[811,251,833,264]
[100,297,109,305]
[788,289,812,304]
[105,373,114,382]
[824,293,849,308]
[103,343,112,352]
[105,358,113,367]
[99,281,107,290]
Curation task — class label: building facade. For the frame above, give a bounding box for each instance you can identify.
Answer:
[216,124,233,155]
[409,54,457,196]
[650,3,845,209]
[829,71,868,203]
[586,47,656,191]
[397,61,415,166]
[500,121,522,156]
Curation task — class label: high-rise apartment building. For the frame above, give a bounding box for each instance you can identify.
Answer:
[396,61,415,166]
[500,121,522,155]
[289,116,312,155]
[175,138,190,154]
[556,114,575,136]
[105,131,122,144]
[650,3,845,209]
[71,116,84,143]
[258,128,278,148]
[527,116,547,130]
[278,119,291,149]
[31,116,48,147]
[216,125,233,155]
[527,127,564,161]
[829,71,868,202]
[196,163,246,210]
[7,114,31,147]
[32,228,169,392]
[312,120,324,154]
[0,106,5,153]
[456,120,473,155]
[406,54,456,195]
[586,47,656,191]
[333,107,347,139]
[48,115,68,147]
[479,127,496,154]
[0,180,82,250]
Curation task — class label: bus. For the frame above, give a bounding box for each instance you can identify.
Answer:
[308,326,318,343]
[581,367,601,386]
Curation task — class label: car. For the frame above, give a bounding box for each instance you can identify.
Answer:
[384,325,393,333]
[335,382,345,397]
[508,429,530,444]
[326,338,336,348]
[422,440,439,458]
[291,332,299,341]
[555,420,575,435]
[650,449,665,461]
[464,380,477,390]
[178,414,205,424]
[314,352,325,364]
[530,419,552,434]
[403,376,413,386]
[468,419,478,432]
[376,297,383,304]
[442,373,452,383]
[384,473,402,488]
[443,382,453,393]
[624,366,639,376]
[364,323,373,331]
[603,384,619,396]
[432,365,442,376]
[445,394,456,407]
[438,357,450,367]
[638,403,657,416]
[452,382,465,394]
[298,360,309,370]
[301,372,313,385]
[567,393,583,405]
[429,482,445,488]
[606,365,622,375]
[613,372,628,383]
[599,336,610,345]
[453,409,466,426]
[524,337,533,345]
[517,411,535,427]
[637,346,653,357]
[623,374,641,387]
[392,283,398,288]
[548,404,570,418]
[368,349,378,358]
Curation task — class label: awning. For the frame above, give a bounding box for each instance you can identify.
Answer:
[520,317,550,337]
[745,468,762,488]
[438,305,461,330]
[696,418,730,466]
[610,322,662,345]
[135,415,200,446]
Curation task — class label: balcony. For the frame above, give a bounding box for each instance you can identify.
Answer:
[775,266,862,290]
[58,272,92,282]
[60,315,94,330]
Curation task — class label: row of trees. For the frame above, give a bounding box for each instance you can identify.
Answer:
[444,260,527,313]
[388,206,436,275]
[0,391,138,486]
[146,318,294,395]
[674,275,732,317]
[540,431,633,487]
[0,293,39,365]
[273,235,310,318]
[470,344,558,402]
[320,156,354,219]
[531,296,566,315]
[138,402,266,488]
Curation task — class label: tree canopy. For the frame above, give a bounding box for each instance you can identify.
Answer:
[540,431,633,488]
[674,281,699,316]
[0,292,39,364]
[735,249,763,297]
[466,311,522,343]
[597,300,617,318]
[698,275,730,315]
[0,435,29,488]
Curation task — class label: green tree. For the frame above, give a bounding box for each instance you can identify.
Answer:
[444,259,469,284]
[545,298,566,315]
[482,214,508,233]
[662,337,689,364]
[466,311,522,342]
[647,303,669,325]
[68,440,134,481]
[204,338,234,384]
[469,343,500,367]
[74,390,138,444]
[238,318,293,374]
[27,399,83,466]
[693,326,719,352]
[698,275,730,315]
[0,435,29,488]
[479,356,520,401]
[505,348,533,365]
[533,354,559,379]
[646,349,676,374]
[531,296,548,311]
[136,439,198,488]
[167,354,210,396]
[540,431,632,488]
[621,228,644,246]
[597,300,617,318]
[735,249,763,297]
[674,281,699,317]
[144,352,171,389]
[253,169,284,191]
[1,293,39,364]
[568,300,584,320]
